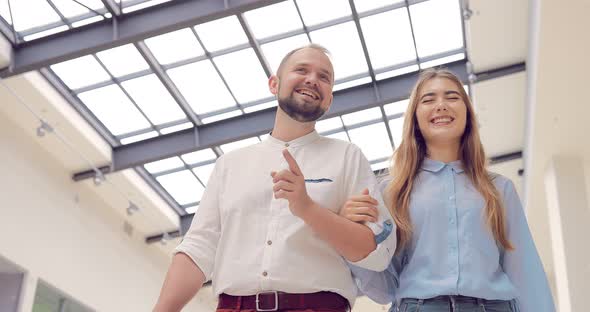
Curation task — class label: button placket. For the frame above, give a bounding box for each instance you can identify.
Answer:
[445,166,460,279]
[262,173,282,289]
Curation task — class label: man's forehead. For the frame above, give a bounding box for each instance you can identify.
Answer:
[287,49,334,74]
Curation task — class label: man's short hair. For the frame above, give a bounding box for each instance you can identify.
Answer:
[276,43,333,80]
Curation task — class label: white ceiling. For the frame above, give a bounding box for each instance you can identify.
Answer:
[473,71,526,157]
[465,0,528,72]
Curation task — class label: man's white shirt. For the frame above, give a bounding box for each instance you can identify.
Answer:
[175,130,396,306]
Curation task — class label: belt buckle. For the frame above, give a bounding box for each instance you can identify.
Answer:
[255,291,279,311]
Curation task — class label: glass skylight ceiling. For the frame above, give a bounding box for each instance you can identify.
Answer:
[0,1,176,42]
[20,0,465,216]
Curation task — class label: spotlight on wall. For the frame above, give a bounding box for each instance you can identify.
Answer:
[126,202,139,216]
[93,170,105,186]
[160,232,172,245]
[36,121,53,137]
[462,8,473,20]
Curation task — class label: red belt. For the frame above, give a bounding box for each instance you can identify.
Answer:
[218,291,349,311]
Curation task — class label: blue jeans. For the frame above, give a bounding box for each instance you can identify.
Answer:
[394,296,519,312]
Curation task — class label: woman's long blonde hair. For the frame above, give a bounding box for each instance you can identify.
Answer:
[387,69,513,254]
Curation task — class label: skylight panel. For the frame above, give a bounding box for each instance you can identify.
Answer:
[72,15,104,28]
[213,48,269,103]
[23,25,69,41]
[119,131,158,145]
[409,0,463,58]
[144,156,184,174]
[121,74,186,125]
[194,16,248,52]
[296,0,352,27]
[201,110,243,124]
[181,149,217,165]
[353,0,404,13]
[310,22,368,80]
[342,107,383,126]
[383,99,409,117]
[244,0,303,40]
[96,44,150,77]
[420,52,465,69]
[156,170,204,205]
[261,34,310,74]
[51,0,104,19]
[348,122,393,161]
[160,122,193,135]
[9,0,61,32]
[185,205,199,214]
[122,0,172,13]
[325,131,349,142]
[0,1,13,25]
[192,163,216,185]
[144,28,205,65]
[243,100,278,113]
[375,64,419,80]
[316,117,344,133]
[51,55,110,90]
[360,8,416,70]
[333,76,372,91]
[388,116,405,148]
[220,137,260,153]
[78,85,151,135]
[167,60,236,115]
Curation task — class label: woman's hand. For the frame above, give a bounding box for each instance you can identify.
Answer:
[339,188,379,223]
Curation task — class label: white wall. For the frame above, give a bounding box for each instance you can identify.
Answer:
[524,0,590,310]
[0,109,213,311]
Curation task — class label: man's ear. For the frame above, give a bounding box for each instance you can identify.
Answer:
[268,75,279,95]
[324,93,334,112]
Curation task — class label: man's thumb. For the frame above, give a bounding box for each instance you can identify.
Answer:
[361,188,369,195]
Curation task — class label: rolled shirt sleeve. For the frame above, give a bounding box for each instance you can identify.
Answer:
[501,179,556,311]
[343,145,396,272]
[173,156,225,280]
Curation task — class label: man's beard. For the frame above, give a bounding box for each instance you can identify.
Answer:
[277,91,326,123]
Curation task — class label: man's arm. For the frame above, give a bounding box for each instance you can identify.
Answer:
[301,201,376,261]
[272,149,377,262]
[153,253,206,312]
[273,148,395,271]
[153,156,225,311]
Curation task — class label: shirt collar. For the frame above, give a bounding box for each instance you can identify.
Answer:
[263,130,321,149]
[421,158,464,173]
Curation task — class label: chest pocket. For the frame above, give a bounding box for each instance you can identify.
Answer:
[305,177,340,213]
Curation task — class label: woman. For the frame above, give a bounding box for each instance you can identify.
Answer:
[342,69,555,311]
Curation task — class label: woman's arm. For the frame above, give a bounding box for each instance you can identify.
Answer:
[349,262,397,304]
[501,179,556,311]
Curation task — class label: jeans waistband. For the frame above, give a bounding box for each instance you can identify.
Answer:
[397,296,517,312]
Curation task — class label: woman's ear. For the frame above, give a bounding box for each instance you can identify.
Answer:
[268,75,279,95]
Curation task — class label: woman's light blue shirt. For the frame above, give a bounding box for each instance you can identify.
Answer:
[350,158,555,311]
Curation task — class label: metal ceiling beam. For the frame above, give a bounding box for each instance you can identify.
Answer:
[0,0,285,78]
[73,60,468,181]
[471,62,526,83]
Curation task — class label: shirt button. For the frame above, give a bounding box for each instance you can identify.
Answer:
[284,143,290,147]
[450,219,454,224]
[267,240,273,246]
[449,195,455,200]
[262,271,268,277]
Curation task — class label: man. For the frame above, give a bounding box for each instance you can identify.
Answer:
[153,44,395,312]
